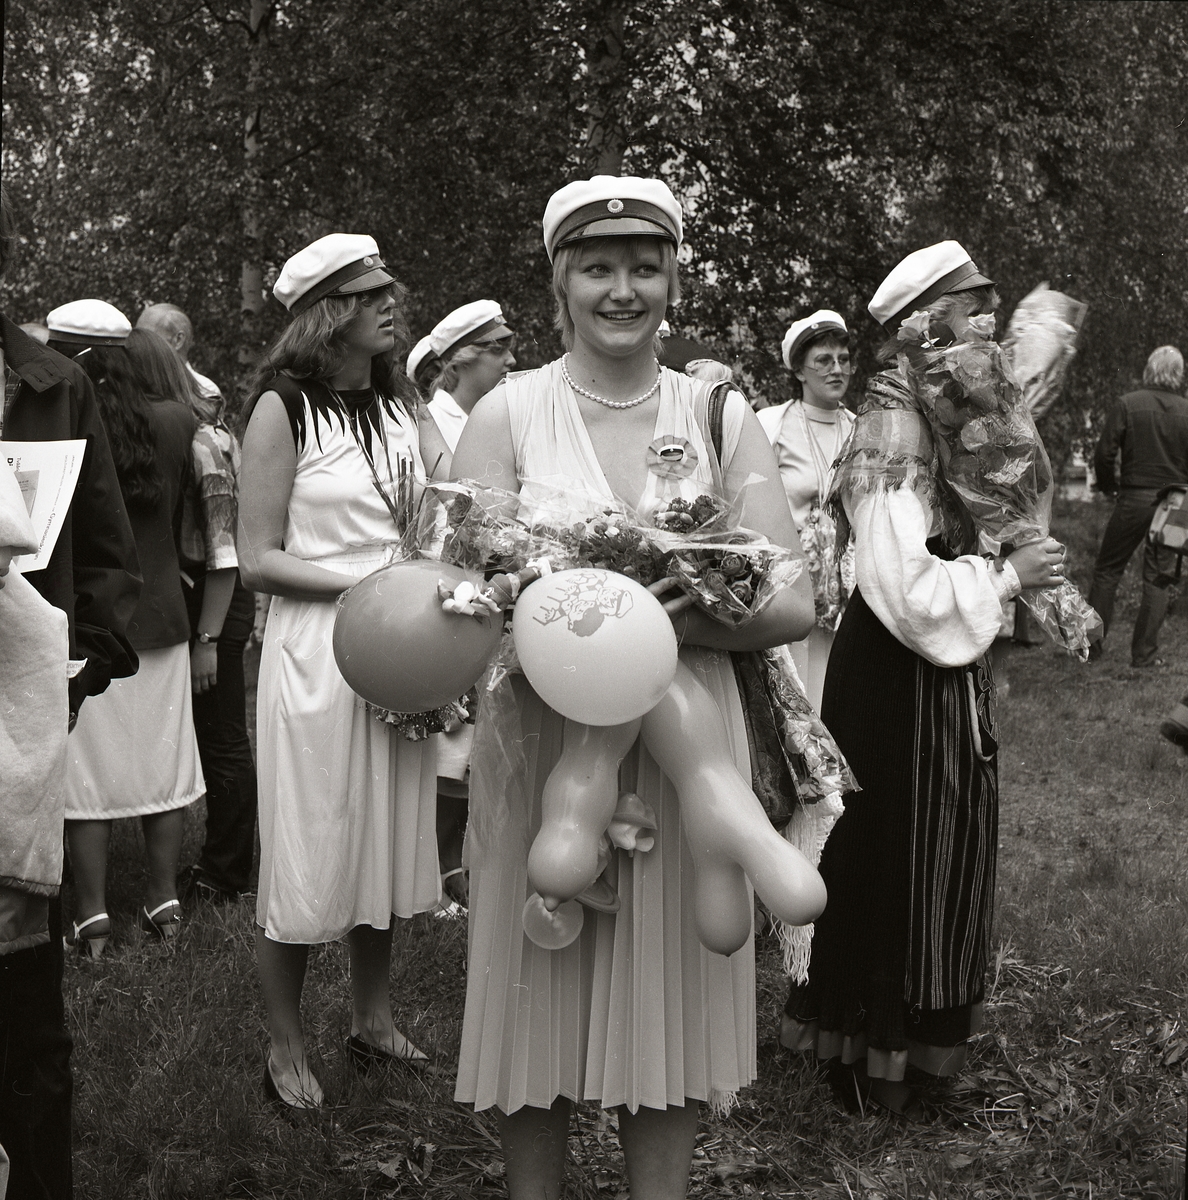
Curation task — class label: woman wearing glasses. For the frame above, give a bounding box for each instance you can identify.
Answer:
[238,234,451,1108]
[406,301,517,912]
[757,311,855,710]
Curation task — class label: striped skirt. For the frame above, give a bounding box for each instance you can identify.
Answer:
[783,588,998,1080]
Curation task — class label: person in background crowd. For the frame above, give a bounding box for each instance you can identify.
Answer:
[451,175,817,1200]
[139,304,260,905]
[757,310,855,711]
[0,460,70,1200]
[239,234,450,1109]
[409,299,516,454]
[136,302,223,407]
[1088,345,1188,667]
[684,357,734,384]
[407,299,516,911]
[18,321,48,344]
[0,192,140,1200]
[783,242,1066,1118]
[61,313,204,955]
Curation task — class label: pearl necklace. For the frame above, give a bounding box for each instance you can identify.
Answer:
[562,355,661,410]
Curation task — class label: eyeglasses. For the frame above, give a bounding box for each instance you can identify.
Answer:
[803,353,852,374]
[473,336,516,356]
[356,285,397,308]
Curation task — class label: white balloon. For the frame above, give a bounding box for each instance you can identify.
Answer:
[512,569,678,725]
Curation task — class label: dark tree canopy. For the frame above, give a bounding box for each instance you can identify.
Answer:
[3,0,1186,456]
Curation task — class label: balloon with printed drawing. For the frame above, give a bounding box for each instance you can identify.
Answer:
[511,568,678,725]
[333,559,501,712]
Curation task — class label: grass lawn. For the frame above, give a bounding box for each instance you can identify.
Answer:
[63,496,1186,1198]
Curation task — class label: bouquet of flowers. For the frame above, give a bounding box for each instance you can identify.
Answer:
[896,311,1102,658]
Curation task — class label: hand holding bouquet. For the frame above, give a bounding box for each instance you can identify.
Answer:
[895,311,1102,659]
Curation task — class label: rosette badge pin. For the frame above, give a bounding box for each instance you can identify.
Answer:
[607,199,624,213]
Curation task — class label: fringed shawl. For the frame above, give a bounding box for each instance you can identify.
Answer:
[827,366,973,555]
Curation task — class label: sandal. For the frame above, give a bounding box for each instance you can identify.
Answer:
[66,912,111,959]
[440,866,468,910]
[139,899,182,940]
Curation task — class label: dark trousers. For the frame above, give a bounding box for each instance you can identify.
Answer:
[1087,489,1180,664]
[0,901,72,1200]
[185,575,258,894]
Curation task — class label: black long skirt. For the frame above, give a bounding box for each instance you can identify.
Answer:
[784,587,998,1076]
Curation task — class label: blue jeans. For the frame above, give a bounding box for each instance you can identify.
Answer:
[185,575,258,893]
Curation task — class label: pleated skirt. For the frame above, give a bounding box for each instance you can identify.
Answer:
[784,589,998,1080]
[456,647,756,1116]
[255,548,441,944]
[64,642,204,820]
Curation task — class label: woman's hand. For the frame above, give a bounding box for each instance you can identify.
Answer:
[191,640,218,693]
[647,575,694,623]
[1007,537,1066,590]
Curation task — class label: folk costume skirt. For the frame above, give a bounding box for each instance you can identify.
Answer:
[783,589,998,1080]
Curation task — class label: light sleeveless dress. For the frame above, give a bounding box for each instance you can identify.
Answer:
[255,382,440,944]
[455,361,757,1116]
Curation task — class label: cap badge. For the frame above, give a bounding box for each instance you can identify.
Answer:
[363,256,374,266]
[607,199,625,214]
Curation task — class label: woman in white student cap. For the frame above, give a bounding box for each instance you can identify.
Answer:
[238,234,451,1107]
[407,299,516,453]
[450,177,816,1195]
[406,301,515,912]
[757,310,856,710]
[781,242,1064,1116]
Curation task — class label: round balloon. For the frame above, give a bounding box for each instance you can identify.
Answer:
[333,560,502,712]
[512,568,677,725]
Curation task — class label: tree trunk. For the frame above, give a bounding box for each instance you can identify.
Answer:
[585,1,627,175]
[239,0,272,370]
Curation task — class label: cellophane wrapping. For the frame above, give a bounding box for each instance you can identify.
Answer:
[895,312,1102,659]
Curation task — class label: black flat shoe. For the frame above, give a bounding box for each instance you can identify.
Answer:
[346,1033,430,1074]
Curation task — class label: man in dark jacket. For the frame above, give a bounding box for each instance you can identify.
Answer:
[1088,345,1188,666]
[0,191,141,1200]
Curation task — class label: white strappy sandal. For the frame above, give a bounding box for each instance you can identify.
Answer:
[67,912,111,959]
[139,899,182,941]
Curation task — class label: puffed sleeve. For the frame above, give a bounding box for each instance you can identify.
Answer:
[847,485,1020,668]
[191,423,240,572]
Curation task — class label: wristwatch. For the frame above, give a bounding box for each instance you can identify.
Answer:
[197,632,216,644]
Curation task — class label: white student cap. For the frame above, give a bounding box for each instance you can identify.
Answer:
[46,299,132,346]
[273,233,396,315]
[543,175,683,261]
[781,309,848,369]
[868,240,994,329]
[406,300,513,387]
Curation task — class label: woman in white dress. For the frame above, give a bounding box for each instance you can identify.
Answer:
[451,177,816,1199]
[757,310,855,711]
[407,301,517,909]
[238,234,451,1108]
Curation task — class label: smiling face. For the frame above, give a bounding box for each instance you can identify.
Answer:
[794,334,851,409]
[561,237,673,360]
[338,286,398,361]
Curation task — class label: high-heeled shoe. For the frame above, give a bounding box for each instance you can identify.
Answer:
[139,899,181,940]
[262,1058,323,1110]
[346,1031,430,1073]
[66,912,111,959]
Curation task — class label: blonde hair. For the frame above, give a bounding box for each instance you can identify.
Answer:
[428,342,486,397]
[551,237,680,351]
[1144,345,1184,392]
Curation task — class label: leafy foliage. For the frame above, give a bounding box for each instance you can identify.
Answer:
[3,0,1186,458]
